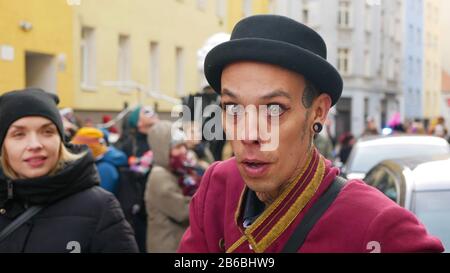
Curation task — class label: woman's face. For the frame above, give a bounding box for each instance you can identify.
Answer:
[3,116,61,179]
[170,144,187,158]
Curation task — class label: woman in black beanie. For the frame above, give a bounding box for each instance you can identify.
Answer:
[0,88,138,253]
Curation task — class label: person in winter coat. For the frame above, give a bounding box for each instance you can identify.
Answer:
[178,15,443,253]
[0,88,138,253]
[113,106,159,253]
[144,121,200,253]
[115,105,158,158]
[71,127,128,194]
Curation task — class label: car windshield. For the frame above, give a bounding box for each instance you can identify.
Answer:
[347,143,449,174]
[413,190,450,252]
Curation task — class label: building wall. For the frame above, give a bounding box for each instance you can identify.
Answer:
[440,0,450,74]
[226,0,270,31]
[442,71,450,131]
[73,0,226,113]
[0,0,75,107]
[309,0,402,136]
[403,0,424,119]
[423,0,442,119]
[256,0,404,137]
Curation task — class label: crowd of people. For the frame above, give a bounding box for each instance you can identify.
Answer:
[314,114,450,166]
[0,86,222,253]
[1,89,448,253]
[1,14,447,253]
[1,88,448,253]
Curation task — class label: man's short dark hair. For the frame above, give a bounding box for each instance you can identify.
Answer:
[302,80,319,108]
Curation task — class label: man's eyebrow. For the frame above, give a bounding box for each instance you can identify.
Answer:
[261,89,292,100]
[221,88,238,99]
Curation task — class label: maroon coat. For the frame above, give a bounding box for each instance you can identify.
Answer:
[178,151,444,253]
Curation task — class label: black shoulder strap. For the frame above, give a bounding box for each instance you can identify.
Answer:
[0,206,43,244]
[282,176,347,253]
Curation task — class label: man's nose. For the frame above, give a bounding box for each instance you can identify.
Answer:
[240,109,260,145]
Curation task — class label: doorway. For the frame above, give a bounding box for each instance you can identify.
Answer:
[25,51,57,94]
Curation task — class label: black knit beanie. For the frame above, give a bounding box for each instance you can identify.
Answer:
[0,88,65,151]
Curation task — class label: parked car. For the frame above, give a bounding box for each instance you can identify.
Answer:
[364,154,450,251]
[342,135,450,180]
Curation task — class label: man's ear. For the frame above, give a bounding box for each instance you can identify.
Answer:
[312,94,332,124]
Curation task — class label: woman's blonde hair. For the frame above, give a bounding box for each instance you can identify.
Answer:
[1,143,85,180]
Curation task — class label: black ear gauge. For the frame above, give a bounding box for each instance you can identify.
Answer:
[313,122,323,134]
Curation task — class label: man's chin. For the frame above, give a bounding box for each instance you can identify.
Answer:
[240,173,274,192]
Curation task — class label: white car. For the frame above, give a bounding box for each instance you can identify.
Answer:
[342,135,450,180]
[364,154,450,251]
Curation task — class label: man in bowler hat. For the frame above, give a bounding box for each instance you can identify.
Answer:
[178,15,443,253]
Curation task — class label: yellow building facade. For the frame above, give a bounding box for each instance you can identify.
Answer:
[0,0,75,107]
[423,0,442,119]
[226,0,270,32]
[73,0,226,113]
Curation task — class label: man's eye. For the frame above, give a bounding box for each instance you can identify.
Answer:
[225,104,243,116]
[266,104,283,117]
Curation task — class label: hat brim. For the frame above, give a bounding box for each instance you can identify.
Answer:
[204,38,343,106]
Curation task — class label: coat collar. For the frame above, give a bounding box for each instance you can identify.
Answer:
[228,148,326,253]
[0,147,99,218]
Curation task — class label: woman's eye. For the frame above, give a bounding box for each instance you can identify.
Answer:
[43,129,56,135]
[12,132,25,138]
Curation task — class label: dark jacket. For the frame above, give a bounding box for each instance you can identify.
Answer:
[0,146,138,253]
[115,129,150,158]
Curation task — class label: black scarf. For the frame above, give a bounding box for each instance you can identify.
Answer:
[0,147,100,218]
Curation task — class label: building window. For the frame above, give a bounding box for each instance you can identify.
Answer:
[416,89,421,108]
[303,6,309,25]
[365,3,372,32]
[118,35,131,88]
[197,0,206,11]
[338,0,352,28]
[387,56,395,80]
[416,59,422,77]
[243,0,252,18]
[81,27,96,89]
[216,0,226,20]
[176,47,185,96]
[364,97,369,122]
[301,1,311,25]
[408,56,414,76]
[417,29,421,45]
[149,42,160,92]
[408,25,414,43]
[337,48,351,75]
[364,50,371,77]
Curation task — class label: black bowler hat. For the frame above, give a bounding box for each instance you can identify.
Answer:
[204,15,343,106]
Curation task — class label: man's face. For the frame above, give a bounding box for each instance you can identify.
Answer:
[221,61,314,196]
